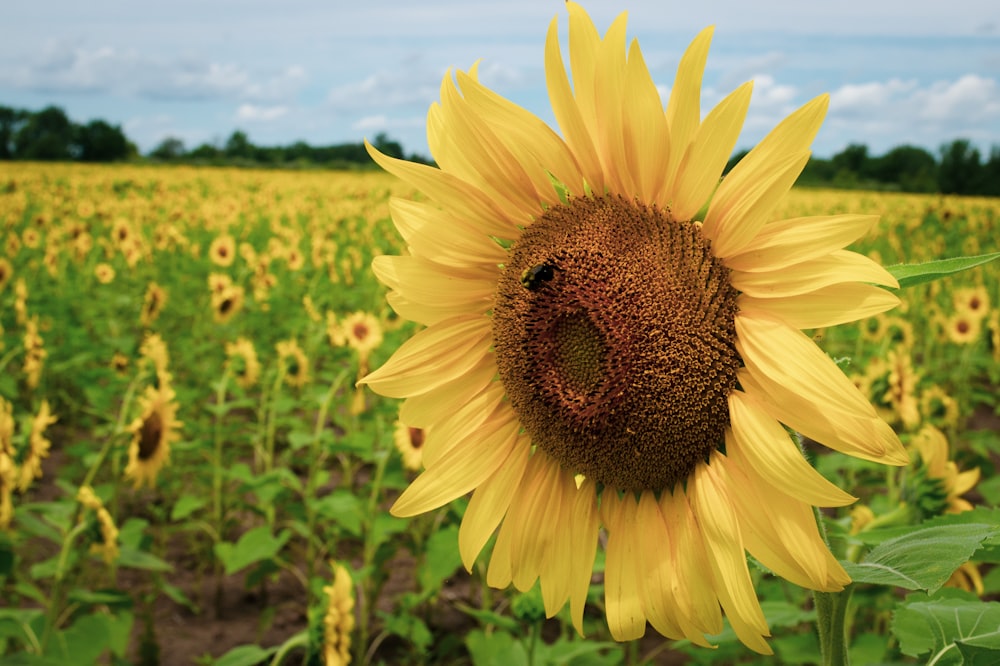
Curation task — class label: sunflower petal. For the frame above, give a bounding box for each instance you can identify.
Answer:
[728,390,856,507]
[662,26,713,200]
[602,492,647,641]
[361,314,492,398]
[690,456,773,654]
[731,250,899,297]
[725,214,879,272]
[399,356,497,429]
[390,415,519,517]
[739,284,900,329]
[568,476,600,635]
[459,438,530,569]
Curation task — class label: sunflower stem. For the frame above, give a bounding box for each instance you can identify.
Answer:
[814,588,853,666]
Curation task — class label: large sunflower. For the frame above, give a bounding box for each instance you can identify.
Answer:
[362,3,907,653]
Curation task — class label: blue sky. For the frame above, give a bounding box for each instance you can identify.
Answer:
[3,1,999,159]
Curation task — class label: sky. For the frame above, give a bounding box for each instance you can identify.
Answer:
[3,1,999,160]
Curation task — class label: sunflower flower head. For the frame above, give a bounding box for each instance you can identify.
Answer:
[908,425,980,517]
[140,281,168,327]
[362,3,906,653]
[22,316,47,390]
[321,561,355,666]
[124,381,182,489]
[226,337,262,389]
[0,399,16,528]
[77,485,121,564]
[393,419,425,472]
[16,400,57,492]
[276,339,310,388]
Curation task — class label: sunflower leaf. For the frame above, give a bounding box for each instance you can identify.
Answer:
[842,523,999,592]
[892,590,1000,665]
[885,251,1000,289]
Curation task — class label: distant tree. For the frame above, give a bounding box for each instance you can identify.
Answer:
[189,142,221,160]
[76,119,130,161]
[870,145,937,193]
[224,130,252,159]
[983,146,1000,197]
[14,105,74,160]
[938,139,983,195]
[0,106,27,159]
[149,136,186,160]
[372,132,404,160]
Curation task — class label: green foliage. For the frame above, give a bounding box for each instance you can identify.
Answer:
[893,590,1000,665]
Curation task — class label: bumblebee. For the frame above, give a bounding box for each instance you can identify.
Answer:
[520,263,556,291]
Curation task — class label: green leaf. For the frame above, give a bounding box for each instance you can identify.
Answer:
[465,629,529,666]
[214,526,291,576]
[170,494,207,522]
[418,525,463,597]
[311,490,363,536]
[886,251,1000,289]
[893,591,1000,665]
[843,523,999,592]
[117,547,173,572]
[378,612,433,652]
[212,644,279,666]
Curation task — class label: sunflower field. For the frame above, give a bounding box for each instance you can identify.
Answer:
[1,160,999,665]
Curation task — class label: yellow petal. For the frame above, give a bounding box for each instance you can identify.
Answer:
[728,390,856,507]
[726,445,850,591]
[457,70,585,200]
[592,11,634,196]
[739,284,900,329]
[671,81,753,222]
[636,491,685,639]
[422,382,506,467]
[622,41,669,202]
[568,476,600,635]
[602,492,647,641]
[374,255,497,325]
[361,314,492,398]
[459,438,530,569]
[512,454,562,592]
[398,355,497,429]
[662,26,714,201]
[725,214,879,272]
[367,142,517,238]
[731,249,899,297]
[690,456,773,654]
[546,5,604,191]
[702,150,811,259]
[390,415,519,517]
[388,197,508,269]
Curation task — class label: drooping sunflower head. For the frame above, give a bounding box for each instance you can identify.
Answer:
[211,284,246,324]
[140,281,168,327]
[362,2,907,653]
[276,339,310,388]
[225,336,262,389]
[125,382,182,489]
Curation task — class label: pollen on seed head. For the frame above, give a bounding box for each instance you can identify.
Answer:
[492,194,740,493]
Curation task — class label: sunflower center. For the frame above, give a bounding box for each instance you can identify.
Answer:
[492,194,740,493]
[138,411,164,460]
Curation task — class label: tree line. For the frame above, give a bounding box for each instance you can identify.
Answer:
[2,103,998,195]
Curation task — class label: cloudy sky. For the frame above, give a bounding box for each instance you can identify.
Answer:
[3,1,999,160]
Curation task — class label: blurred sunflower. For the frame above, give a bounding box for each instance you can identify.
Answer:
[77,485,120,564]
[321,561,355,666]
[124,380,182,488]
[209,233,237,267]
[16,400,56,492]
[362,3,906,652]
[0,399,16,528]
[110,351,130,376]
[276,339,310,388]
[208,272,233,295]
[952,285,990,320]
[988,310,1000,362]
[883,347,921,430]
[910,425,979,515]
[225,337,261,389]
[94,262,116,284]
[326,312,347,348]
[393,419,425,472]
[140,281,168,327]
[341,311,384,363]
[211,284,246,324]
[945,310,982,345]
[22,316,47,390]
[919,385,960,429]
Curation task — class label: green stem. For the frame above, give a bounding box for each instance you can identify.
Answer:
[814,588,853,666]
[211,372,231,615]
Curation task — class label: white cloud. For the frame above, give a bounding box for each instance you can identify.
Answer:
[0,41,306,103]
[235,104,289,122]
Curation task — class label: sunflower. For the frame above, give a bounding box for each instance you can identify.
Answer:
[211,284,246,324]
[321,561,355,666]
[882,347,921,431]
[225,337,261,389]
[124,381,182,488]
[209,233,237,267]
[22,316,47,390]
[16,400,56,492]
[361,3,907,653]
[911,425,979,515]
[341,311,384,362]
[952,285,989,320]
[276,339,310,388]
[140,281,168,327]
[944,310,982,345]
[393,419,425,472]
[919,384,960,429]
[94,262,116,284]
[0,399,16,528]
[77,485,120,564]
